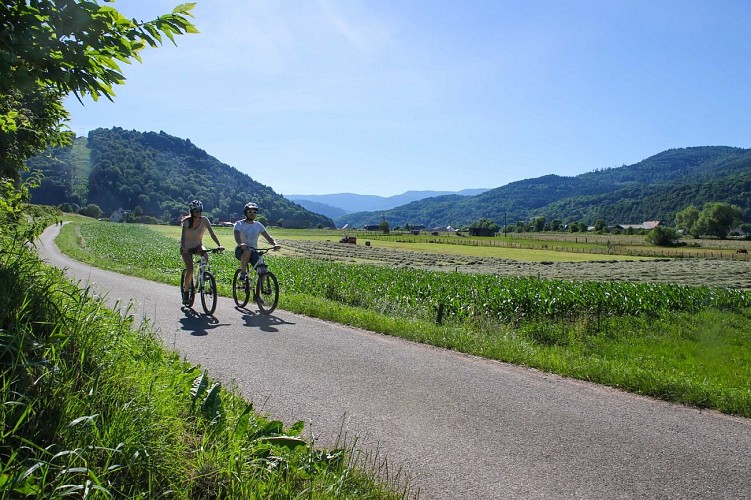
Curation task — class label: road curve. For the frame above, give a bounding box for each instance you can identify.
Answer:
[36,225,751,499]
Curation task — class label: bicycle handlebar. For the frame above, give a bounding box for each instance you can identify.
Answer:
[245,246,280,254]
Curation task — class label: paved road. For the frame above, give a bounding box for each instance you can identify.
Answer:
[37,225,751,499]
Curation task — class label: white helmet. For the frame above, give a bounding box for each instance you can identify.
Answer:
[188,200,203,212]
[244,202,259,213]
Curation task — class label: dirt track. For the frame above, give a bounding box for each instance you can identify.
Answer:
[281,240,751,289]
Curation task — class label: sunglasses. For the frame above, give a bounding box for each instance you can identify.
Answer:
[246,210,258,214]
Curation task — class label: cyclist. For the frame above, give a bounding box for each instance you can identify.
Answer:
[234,202,280,281]
[181,200,223,305]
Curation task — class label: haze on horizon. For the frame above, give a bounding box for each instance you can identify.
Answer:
[65,0,751,197]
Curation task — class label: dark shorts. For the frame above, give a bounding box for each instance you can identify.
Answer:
[182,245,204,256]
[235,246,260,266]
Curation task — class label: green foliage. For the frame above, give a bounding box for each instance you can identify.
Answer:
[1,0,197,179]
[646,226,681,246]
[0,173,58,243]
[78,203,103,219]
[675,205,700,234]
[469,218,499,236]
[693,202,743,239]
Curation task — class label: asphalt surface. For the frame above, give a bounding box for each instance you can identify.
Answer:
[36,225,751,499]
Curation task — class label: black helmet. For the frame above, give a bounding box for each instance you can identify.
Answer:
[188,200,203,212]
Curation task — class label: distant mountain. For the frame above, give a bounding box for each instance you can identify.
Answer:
[288,199,348,220]
[336,146,751,229]
[285,188,489,214]
[24,128,335,228]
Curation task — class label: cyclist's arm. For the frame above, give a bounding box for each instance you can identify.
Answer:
[234,229,245,247]
[261,230,279,248]
[204,217,222,247]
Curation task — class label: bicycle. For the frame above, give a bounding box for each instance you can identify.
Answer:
[180,247,223,315]
[232,247,279,314]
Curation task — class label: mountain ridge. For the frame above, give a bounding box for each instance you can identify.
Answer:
[335,146,751,229]
[284,189,489,218]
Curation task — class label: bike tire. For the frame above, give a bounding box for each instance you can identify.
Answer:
[180,268,195,307]
[256,271,279,315]
[200,271,217,315]
[232,269,251,307]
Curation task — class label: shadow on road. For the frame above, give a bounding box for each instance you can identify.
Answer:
[235,307,294,333]
[179,307,229,336]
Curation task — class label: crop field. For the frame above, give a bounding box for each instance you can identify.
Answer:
[70,222,751,323]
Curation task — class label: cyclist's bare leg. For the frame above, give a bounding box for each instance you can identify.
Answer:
[181,250,194,291]
[240,248,250,275]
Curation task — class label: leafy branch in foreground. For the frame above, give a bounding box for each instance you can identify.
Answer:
[0,1,197,179]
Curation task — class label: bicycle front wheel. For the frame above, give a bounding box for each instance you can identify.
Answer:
[256,271,279,315]
[200,271,217,315]
[232,269,251,307]
[180,268,195,307]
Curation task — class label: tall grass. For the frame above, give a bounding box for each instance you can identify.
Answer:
[56,221,751,418]
[1,233,408,497]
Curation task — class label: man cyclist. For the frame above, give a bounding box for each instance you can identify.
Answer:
[234,202,280,281]
[180,200,223,305]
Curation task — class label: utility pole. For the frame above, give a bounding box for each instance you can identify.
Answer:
[504,211,507,237]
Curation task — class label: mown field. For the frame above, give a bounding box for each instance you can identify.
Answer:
[150,225,751,289]
[57,220,751,418]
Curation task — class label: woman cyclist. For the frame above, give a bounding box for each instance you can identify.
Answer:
[234,202,280,281]
[181,200,223,305]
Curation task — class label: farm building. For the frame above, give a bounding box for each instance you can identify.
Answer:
[614,220,662,231]
[110,208,127,223]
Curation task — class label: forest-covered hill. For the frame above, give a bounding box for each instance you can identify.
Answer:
[336,146,751,228]
[24,128,335,228]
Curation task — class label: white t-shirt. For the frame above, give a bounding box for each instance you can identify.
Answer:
[233,219,266,248]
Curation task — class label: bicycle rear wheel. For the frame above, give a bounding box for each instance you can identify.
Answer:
[232,269,251,307]
[180,269,195,307]
[200,271,217,315]
[256,271,279,315]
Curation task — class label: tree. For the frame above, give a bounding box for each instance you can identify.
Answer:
[379,219,390,234]
[0,1,197,180]
[593,219,608,232]
[646,226,681,247]
[79,203,103,219]
[675,205,699,235]
[693,202,743,239]
[469,218,499,236]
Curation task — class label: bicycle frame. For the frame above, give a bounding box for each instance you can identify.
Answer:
[182,247,222,315]
[193,251,210,291]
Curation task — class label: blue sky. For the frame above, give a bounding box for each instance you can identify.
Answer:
[65,1,751,197]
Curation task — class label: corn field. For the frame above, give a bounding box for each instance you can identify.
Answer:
[77,223,751,324]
